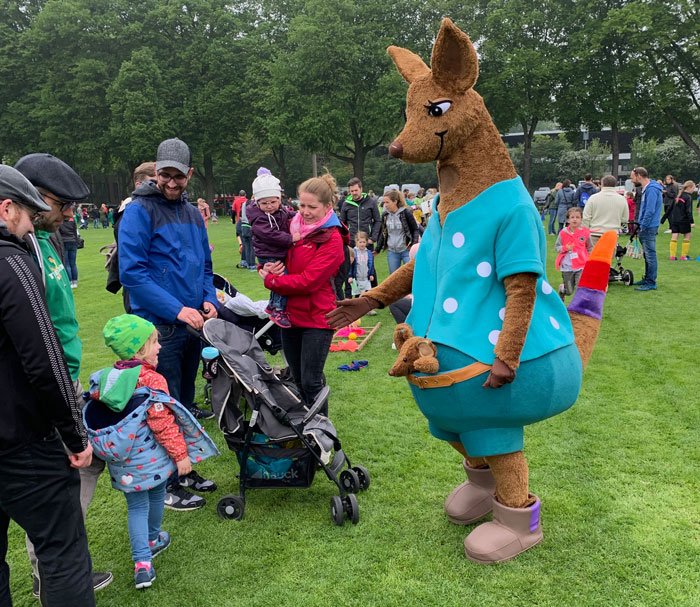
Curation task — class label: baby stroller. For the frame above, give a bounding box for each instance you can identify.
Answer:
[194,318,369,526]
[609,223,638,286]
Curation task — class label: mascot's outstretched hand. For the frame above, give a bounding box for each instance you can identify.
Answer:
[482,357,515,389]
[326,296,379,329]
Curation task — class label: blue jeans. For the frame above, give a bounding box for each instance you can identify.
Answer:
[257,256,287,311]
[387,249,411,274]
[93,218,99,228]
[240,225,255,269]
[155,323,202,490]
[547,210,557,234]
[124,482,166,563]
[638,228,658,286]
[64,243,78,282]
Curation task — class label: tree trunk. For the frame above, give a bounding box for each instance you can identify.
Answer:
[203,151,215,204]
[610,122,619,178]
[663,108,700,161]
[352,145,365,183]
[271,145,287,191]
[520,119,538,189]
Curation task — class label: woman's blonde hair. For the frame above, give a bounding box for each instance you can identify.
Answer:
[383,189,407,208]
[298,171,337,208]
[682,180,695,192]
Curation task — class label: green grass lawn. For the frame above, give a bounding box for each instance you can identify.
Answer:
[6,219,700,606]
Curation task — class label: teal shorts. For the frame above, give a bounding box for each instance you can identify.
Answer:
[408,343,582,457]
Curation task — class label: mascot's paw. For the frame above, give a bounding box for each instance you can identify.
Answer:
[464,495,543,564]
[389,324,439,376]
[445,460,495,525]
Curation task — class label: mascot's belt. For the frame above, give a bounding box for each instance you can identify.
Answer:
[406,362,492,389]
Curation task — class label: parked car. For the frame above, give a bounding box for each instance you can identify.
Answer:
[532,187,550,210]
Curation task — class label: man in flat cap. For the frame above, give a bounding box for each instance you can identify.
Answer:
[14,153,113,596]
[0,164,95,607]
[119,138,219,511]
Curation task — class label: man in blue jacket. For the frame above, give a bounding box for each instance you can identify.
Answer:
[631,167,663,291]
[119,138,219,511]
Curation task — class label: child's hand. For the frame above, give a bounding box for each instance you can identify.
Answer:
[566,243,574,251]
[292,231,301,243]
[177,457,192,476]
[348,278,353,284]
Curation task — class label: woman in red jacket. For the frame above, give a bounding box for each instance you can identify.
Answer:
[259,173,348,409]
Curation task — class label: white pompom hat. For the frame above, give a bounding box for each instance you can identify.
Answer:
[252,167,281,200]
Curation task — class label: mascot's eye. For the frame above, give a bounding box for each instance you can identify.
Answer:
[403,358,408,363]
[425,100,452,117]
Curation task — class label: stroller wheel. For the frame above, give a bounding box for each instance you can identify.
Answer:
[217,495,244,521]
[622,269,634,286]
[352,465,370,491]
[339,469,360,494]
[330,496,345,526]
[344,494,360,525]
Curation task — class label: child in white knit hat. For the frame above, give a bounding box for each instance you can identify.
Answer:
[247,167,299,328]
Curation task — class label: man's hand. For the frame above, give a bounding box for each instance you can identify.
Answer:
[482,357,516,389]
[69,443,93,469]
[201,304,217,320]
[368,239,374,245]
[325,296,379,328]
[177,306,204,330]
[177,457,192,476]
[292,232,301,243]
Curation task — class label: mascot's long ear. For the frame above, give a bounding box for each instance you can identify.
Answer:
[431,18,478,93]
[388,46,430,84]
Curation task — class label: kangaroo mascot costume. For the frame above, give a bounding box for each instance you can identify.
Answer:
[327,18,616,563]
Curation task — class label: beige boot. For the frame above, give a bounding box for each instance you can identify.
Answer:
[463,494,543,563]
[444,460,496,525]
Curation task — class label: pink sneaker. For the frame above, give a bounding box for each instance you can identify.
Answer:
[270,309,292,329]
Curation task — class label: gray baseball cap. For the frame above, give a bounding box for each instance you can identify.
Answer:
[155,138,191,176]
[0,164,50,211]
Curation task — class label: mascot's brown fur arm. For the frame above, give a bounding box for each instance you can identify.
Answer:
[494,273,538,371]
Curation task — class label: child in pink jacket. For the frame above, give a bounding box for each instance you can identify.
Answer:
[555,207,593,300]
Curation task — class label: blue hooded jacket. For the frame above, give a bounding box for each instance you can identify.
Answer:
[638,180,664,230]
[83,370,219,494]
[118,180,218,324]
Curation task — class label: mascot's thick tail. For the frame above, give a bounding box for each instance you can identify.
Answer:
[567,230,617,369]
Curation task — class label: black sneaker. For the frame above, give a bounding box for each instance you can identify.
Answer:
[33,571,113,598]
[180,470,217,493]
[188,405,214,420]
[164,485,206,511]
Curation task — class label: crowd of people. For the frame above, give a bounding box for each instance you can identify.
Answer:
[2,137,698,604]
[541,171,698,295]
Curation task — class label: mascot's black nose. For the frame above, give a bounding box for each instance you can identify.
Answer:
[389,140,403,158]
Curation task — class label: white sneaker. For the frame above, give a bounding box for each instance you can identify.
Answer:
[664,229,672,233]
[70,281,77,289]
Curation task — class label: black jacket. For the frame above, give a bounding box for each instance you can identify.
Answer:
[661,192,693,225]
[375,206,421,253]
[0,225,87,454]
[339,193,381,244]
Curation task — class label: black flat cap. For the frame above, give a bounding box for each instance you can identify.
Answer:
[0,165,50,211]
[14,153,90,202]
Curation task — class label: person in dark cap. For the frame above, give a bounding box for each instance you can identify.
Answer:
[0,164,95,607]
[14,153,114,596]
[118,138,219,511]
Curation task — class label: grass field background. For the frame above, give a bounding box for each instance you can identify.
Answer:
[6,218,700,606]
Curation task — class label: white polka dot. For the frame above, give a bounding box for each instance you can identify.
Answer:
[443,298,458,314]
[488,330,500,345]
[476,262,492,278]
[452,232,465,248]
[499,307,506,321]
[549,316,560,330]
[541,281,553,295]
